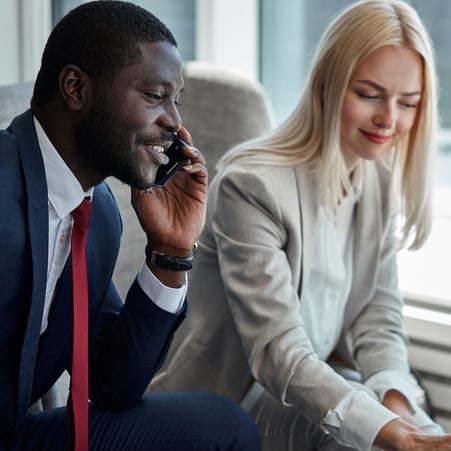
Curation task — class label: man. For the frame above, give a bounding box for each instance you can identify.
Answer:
[0,1,260,449]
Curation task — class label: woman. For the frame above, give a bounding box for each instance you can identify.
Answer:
[150,0,451,449]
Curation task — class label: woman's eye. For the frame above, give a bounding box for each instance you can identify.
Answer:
[399,101,417,109]
[357,92,379,101]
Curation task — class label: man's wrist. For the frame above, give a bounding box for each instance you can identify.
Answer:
[145,243,198,271]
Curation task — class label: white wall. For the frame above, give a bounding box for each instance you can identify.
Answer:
[196,0,259,80]
[0,0,20,84]
[0,0,258,85]
[0,0,51,85]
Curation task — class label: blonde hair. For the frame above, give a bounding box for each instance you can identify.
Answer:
[217,0,438,250]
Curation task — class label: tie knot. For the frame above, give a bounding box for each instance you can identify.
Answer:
[71,198,92,229]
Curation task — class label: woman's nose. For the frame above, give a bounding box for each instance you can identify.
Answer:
[373,102,395,130]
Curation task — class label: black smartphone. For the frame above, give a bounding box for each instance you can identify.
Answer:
[153,133,189,187]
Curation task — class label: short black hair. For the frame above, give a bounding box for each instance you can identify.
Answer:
[32,0,177,107]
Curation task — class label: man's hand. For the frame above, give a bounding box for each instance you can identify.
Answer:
[131,127,207,286]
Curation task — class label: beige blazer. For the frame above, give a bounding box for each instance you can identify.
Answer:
[149,160,410,425]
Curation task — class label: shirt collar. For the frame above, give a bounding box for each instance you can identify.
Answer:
[349,162,363,200]
[34,116,93,219]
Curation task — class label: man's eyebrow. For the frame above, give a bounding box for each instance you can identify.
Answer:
[144,79,184,93]
[354,79,422,97]
[144,78,173,88]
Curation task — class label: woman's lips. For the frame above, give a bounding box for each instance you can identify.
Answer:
[360,130,392,144]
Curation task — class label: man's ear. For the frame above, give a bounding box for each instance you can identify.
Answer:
[58,65,91,111]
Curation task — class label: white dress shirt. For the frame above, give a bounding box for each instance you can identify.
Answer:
[34,117,186,334]
[301,165,418,450]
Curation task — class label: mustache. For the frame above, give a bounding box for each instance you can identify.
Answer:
[136,132,174,146]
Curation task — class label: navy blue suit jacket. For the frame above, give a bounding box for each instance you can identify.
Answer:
[0,110,185,444]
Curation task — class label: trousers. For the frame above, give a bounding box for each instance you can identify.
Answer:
[7,392,261,450]
[247,382,442,451]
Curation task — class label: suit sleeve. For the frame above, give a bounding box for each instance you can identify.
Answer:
[88,278,186,410]
[211,167,353,423]
[348,207,412,383]
[86,184,186,410]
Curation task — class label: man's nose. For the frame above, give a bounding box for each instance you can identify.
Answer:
[157,100,183,132]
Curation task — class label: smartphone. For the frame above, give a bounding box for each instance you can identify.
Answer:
[153,133,189,187]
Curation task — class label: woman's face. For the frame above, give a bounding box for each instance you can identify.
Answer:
[340,45,423,173]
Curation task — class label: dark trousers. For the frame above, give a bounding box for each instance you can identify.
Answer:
[7,392,261,450]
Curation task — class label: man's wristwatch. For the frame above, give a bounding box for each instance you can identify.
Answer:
[145,243,198,271]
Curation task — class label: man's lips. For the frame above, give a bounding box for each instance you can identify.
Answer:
[359,130,392,144]
[143,144,169,165]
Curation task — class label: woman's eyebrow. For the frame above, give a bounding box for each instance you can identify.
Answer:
[354,79,421,97]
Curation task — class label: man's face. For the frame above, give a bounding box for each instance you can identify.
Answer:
[76,41,184,190]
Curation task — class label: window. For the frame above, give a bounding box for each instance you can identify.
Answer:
[260,1,451,143]
[259,0,451,311]
[259,0,451,185]
[52,0,195,61]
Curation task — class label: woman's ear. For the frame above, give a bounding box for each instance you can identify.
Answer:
[58,65,91,112]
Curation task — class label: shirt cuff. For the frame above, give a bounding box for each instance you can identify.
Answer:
[365,370,419,413]
[322,390,399,451]
[137,262,187,314]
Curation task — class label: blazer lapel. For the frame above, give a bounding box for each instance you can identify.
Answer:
[344,162,382,326]
[295,166,320,300]
[9,110,49,420]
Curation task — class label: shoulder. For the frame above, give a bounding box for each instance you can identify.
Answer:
[0,128,19,158]
[212,163,298,200]
[207,164,303,233]
[0,129,26,196]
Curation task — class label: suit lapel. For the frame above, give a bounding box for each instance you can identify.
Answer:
[344,162,382,326]
[295,166,320,300]
[10,110,49,420]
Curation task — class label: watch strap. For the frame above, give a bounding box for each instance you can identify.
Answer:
[145,243,198,271]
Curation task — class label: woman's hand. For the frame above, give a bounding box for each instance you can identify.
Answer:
[383,390,416,426]
[374,417,451,450]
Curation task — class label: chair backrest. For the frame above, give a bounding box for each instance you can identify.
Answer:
[0,81,34,129]
[178,60,275,178]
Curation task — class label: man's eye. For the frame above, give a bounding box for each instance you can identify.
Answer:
[145,92,162,101]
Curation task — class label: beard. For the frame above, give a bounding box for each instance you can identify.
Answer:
[75,102,155,190]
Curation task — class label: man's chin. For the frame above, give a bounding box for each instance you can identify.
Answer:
[112,170,153,191]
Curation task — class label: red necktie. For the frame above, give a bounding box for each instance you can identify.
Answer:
[68,198,92,451]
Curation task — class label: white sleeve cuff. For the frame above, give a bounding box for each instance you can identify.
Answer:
[137,262,187,314]
[365,370,419,413]
[322,390,399,451]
